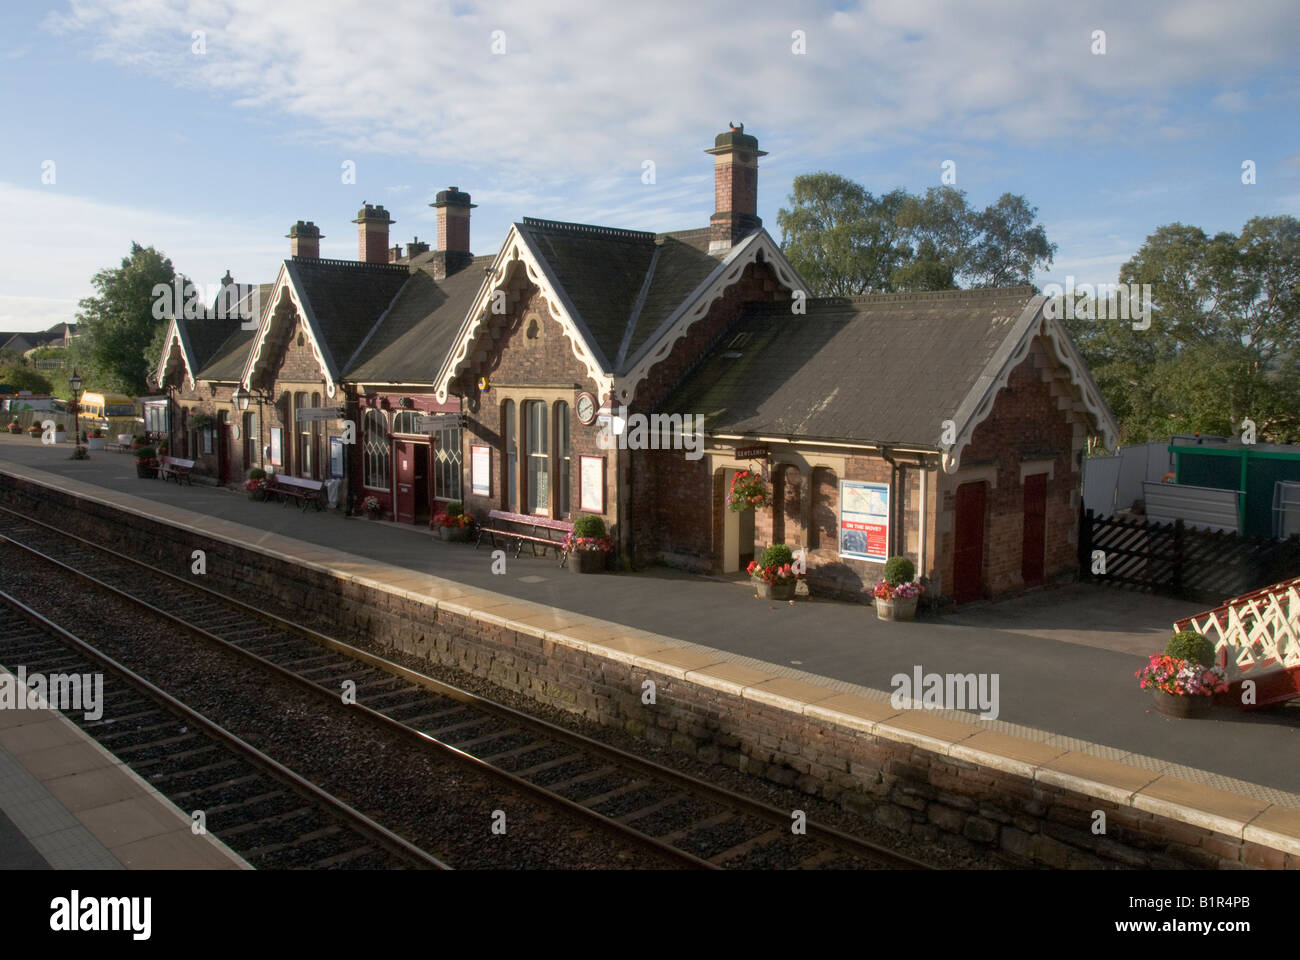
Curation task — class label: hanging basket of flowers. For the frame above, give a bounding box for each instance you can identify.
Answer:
[729,469,770,512]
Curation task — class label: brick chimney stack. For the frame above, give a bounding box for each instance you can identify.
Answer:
[407,236,430,257]
[287,221,322,259]
[705,123,766,255]
[352,203,395,264]
[429,187,476,278]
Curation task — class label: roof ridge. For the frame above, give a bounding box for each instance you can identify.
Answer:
[520,217,656,241]
[614,245,662,369]
[797,285,1038,307]
[289,256,411,272]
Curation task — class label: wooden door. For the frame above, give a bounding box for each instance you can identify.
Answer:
[1021,473,1047,587]
[395,440,415,523]
[953,481,986,604]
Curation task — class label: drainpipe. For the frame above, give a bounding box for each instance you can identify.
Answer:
[880,444,899,558]
[919,459,929,580]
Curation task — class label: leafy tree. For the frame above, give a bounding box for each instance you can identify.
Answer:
[778,176,1055,296]
[1066,216,1300,445]
[75,242,175,396]
[0,366,53,394]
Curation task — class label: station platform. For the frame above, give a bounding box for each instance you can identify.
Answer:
[1,436,1298,864]
[0,667,249,870]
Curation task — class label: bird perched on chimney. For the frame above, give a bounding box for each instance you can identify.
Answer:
[729,122,743,133]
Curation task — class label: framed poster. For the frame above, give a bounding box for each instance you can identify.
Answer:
[269,427,283,466]
[580,455,605,513]
[839,480,889,562]
[471,444,490,496]
[328,436,344,478]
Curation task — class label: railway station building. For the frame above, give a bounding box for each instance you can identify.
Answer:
[152,124,1119,604]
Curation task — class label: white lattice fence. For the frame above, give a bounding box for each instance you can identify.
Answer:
[1175,577,1300,670]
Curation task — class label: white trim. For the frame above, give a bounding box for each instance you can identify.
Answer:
[953,464,998,489]
[613,232,805,405]
[941,297,1120,474]
[239,263,339,400]
[434,226,612,404]
[154,317,195,391]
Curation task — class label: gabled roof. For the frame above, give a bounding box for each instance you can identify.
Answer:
[242,258,411,397]
[154,282,270,390]
[660,286,1119,470]
[434,221,806,405]
[344,257,493,384]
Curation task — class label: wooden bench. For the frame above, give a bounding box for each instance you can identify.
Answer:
[475,509,573,565]
[104,441,130,453]
[157,456,195,485]
[268,475,326,511]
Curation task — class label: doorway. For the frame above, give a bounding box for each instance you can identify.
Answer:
[217,411,231,486]
[721,468,757,573]
[953,481,986,604]
[413,444,430,524]
[1021,473,1047,587]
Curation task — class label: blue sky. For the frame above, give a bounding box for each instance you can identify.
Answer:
[1,0,1297,331]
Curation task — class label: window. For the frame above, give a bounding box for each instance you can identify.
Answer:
[525,400,548,515]
[243,411,258,468]
[503,401,517,510]
[363,408,388,489]
[310,392,321,480]
[392,410,421,434]
[434,426,462,500]
[555,401,570,518]
[295,392,310,477]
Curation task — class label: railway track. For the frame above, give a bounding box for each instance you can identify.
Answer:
[0,589,447,870]
[0,509,933,870]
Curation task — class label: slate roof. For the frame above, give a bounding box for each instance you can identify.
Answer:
[283,258,412,380]
[515,219,721,373]
[196,328,258,382]
[177,282,273,382]
[344,257,493,383]
[660,287,1043,447]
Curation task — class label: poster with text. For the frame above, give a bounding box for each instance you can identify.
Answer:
[269,427,282,466]
[839,480,889,562]
[471,444,490,496]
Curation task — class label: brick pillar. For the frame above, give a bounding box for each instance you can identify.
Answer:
[352,204,394,264]
[705,124,767,254]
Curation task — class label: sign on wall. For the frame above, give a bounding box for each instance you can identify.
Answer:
[471,444,491,496]
[329,436,344,478]
[580,455,605,513]
[295,407,345,422]
[839,480,889,563]
[415,413,465,433]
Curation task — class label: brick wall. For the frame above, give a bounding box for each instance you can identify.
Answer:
[7,473,1289,871]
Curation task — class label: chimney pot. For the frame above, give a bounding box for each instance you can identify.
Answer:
[430,186,476,277]
[352,203,395,263]
[705,124,766,254]
[286,220,322,259]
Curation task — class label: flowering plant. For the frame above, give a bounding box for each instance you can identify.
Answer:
[563,532,615,553]
[874,579,923,600]
[362,495,381,513]
[1135,654,1228,697]
[728,470,770,512]
[746,559,802,585]
[244,477,268,493]
[433,511,473,529]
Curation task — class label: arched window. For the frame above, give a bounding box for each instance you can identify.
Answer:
[243,411,258,469]
[310,392,321,480]
[294,392,309,476]
[555,401,570,518]
[392,410,421,435]
[525,400,549,515]
[363,408,388,489]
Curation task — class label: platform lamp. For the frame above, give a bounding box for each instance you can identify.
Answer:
[68,370,83,454]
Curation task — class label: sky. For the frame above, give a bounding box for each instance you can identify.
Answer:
[0,0,1297,332]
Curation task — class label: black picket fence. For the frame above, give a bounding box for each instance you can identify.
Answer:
[1078,508,1300,604]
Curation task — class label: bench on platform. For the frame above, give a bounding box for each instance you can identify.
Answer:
[268,475,326,511]
[104,442,130,453]
[475,509,573,565]
[157,456,195,485]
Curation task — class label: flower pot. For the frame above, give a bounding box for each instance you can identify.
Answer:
[54,431,66,443]
[438,526,471,542]
[87,437,105,451]
[875,596,918,621]
[568,549,607,573]
[754,580,796,601]
[1150,688,1212,718]
[135,463,157,479]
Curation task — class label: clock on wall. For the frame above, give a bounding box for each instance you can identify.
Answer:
[576,392,597,425]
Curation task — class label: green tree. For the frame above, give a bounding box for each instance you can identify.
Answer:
[967,193,1057,287]
[0,366,53,394]
[892,186,973,290]
[75,242,175,396]
[1067,217,1300,445]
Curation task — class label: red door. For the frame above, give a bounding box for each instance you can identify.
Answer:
[394,440,415,524]
[1021,473,1047,587]
[953,482,986,604]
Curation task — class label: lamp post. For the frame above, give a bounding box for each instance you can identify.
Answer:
[68,370,82,455]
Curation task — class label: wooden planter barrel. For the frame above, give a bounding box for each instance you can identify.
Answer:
[876,597,918,621]
[1150,688,1213,718]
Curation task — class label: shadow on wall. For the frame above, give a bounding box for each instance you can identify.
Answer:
[807,558,870,603]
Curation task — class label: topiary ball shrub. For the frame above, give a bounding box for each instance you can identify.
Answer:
[445,500,464,517]
[134,445,156,460]
[883,556,916,587]
[573,515,606,538]
[248,467,266,480]
[1165,630,1215,668]
[757,544,794,569]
